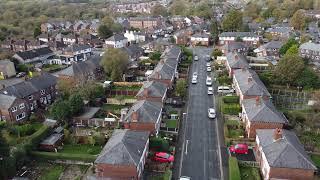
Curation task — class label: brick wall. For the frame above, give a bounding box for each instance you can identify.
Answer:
[95,163,138,179]
[269,167,314,180]
[124,122,156,134]
[247,122,283,138]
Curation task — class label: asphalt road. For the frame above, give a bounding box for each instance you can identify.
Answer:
[176,47,227,180]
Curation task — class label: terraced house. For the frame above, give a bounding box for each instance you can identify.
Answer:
[136,81,168,103]
[225,52,250,76]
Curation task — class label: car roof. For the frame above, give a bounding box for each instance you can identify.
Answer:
[208,87,213,90]
[236,143,248,148]
[209,108,215,112]
[156,152,168,156]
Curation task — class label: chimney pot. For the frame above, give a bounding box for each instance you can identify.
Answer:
[255,96,260,106]
[131,111,138,122]
[273,128,283,141]
[143,88,149,97]
[248,75,252,83]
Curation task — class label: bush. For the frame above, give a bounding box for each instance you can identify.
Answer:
[223,96,239,104]
[229,156,241,180]
[222,104,241,115]
[217,75,232,85]
[30,151,97,162]
[150,137,170,152]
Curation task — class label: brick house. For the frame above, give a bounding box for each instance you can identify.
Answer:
[225,52,250,76]
[94,129,149,180]
[299,42,320,64]
[233,69,270,102]
[123,100,163,135]
[58,44,92,64]
[255,129,317,180]
[241,97,287,138]
[136,81,168,103]
[105,34,128,48]
[222,42,249,55]
[173,30,190,46]
[265,25,292,40]
[13,47,55,64]
[57,55,104,85]
[0,94,29,123]
[148,62,175,88]
[1,73,57,111]
[254,41,283,59]
[218,32,260,46]
[190,33,210,46]
[129,17,162,30]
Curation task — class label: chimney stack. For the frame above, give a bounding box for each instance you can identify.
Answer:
[247,75,252,83]
[131,111,138,122]
[143,88,149,97]
[255,96,260,106]
[273,128,283,141]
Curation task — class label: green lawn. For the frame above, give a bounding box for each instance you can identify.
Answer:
[239,165,261,180]
[60,144,102,155]
[311,154,320,167]
[39,164,64,180]
[43,64,66,72]
[165,120,178,128]
[229,156,241,180]
[150,170,172,180]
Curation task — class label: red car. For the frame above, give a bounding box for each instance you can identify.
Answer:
[229,144,249,154]
[153,152,174,163]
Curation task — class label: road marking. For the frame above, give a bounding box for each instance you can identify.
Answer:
[185,140,189,154]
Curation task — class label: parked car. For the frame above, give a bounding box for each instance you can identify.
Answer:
[229,144,249,154]
[217,86,234,94]
[193,72,198,78]
[194,55,198,61]
[206,62,211,67]
[208,87,213,95]
[153,152,174,163]
[208,108,216,119]
[207,67,212,72]
[206,76,212,86]
[16,72,26,78]
[179,176,191,180]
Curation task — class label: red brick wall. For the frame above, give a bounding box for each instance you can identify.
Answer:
[95,163,138,179]
[124,122,156,134]
[269,167,314,180]
[137,96,163,103]
[247,122,283,138]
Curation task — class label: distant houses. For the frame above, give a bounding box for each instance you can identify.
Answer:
[299,42,320,64]
[218,32,260,46]
[13,47,55,64]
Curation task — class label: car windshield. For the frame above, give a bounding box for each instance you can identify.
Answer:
[160,153,170,159]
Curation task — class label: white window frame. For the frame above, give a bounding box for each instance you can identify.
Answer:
[28,95,33,100]
[11,106,17,112]
[19,103,25,109]
[16,112,25,121]
[40,89,45,95]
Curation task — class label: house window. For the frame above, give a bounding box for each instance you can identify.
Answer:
[1,116,5,121]
[16,112,25,121]
[40,90,45,95]
[11,106,17,112]
[19,103,25,109]
[28,95,33,100]
[40,97,44,103]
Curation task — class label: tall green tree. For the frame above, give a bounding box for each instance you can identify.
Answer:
[50,100,70,120]
[100,48,129,81]
[151,4,168,16]
[290,9,306,30]
[175,79,187,98]
[279,38,298,55]
[98,25,112,39]
[68,93,84,116]
[273,54,305,86]
[169,0,188,16]
[222,10,243,32]
[33,26,41,38]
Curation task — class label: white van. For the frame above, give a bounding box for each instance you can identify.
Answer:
[217,86,234,94]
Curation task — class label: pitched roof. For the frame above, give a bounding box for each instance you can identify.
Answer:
[63,44,91,52]
[15,47,53,61]
[191,33,210,38]
[136,81,168,98]
[124,100,162,123]
[226,52,249,69]
[106,34,127,42]
[219,32,258,38]
[122,45,144,57]
[0,94,16,109]
[28,73,57,90]
[95,129,149,166]
[149,62,175,80]
[224,42,248,52]
[256,129,317,170]
[263,41,283,49]
[233,69,271,97]
[300,42,320,52]
[242,98,287,124]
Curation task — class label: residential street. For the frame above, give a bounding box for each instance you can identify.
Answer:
[174,47,228,180]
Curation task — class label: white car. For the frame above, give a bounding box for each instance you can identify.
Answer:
[194,55,198,61]
[208,108,216,119]
[179,176,191,180]
[207,67,212,72]
[193,72,198,78]
[192,77,197,84]
[206,77,212,86]
[206,62,211,67]
[217,86,234,94]
[208,87,213,95]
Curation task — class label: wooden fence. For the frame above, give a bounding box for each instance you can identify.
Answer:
[113,82,143,86]
[107,90,139,96]
[107,98,137,105]
[238,160,260,168]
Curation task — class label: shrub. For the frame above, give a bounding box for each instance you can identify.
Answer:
[150,137,170,152]
[217,75,232,85]
[223,96,239,104]
[222,104,241,115]
[229,156,241,180]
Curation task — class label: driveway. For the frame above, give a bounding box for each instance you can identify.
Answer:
[173,47,228,180]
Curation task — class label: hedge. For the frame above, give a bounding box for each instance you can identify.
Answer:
[222,104,241,115]
[229,156,241,180]
[30,151,97,163]
[223,96,239,104]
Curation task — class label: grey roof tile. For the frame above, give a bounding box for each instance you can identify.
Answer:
[0,94,16,109]
[136,81,168,98]
[124,100,162,123]
[226,52,250,69]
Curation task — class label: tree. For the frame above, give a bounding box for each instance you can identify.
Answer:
[243,2,261,19]
[79,82,105,101]
[33,26,41,38]
[169,0,188,16]
[98,25,112,39]
[68,93,84,115]
[57,78,77,98]
[192,2,212,19]
[210,19,219,42]
[295,67,320,89]
[285,44,299,56]
[100,48,129,81]
[50,100,70,120]
[279,38,298,55]
[175,79,187,98]
[151,4,168,16]
[149,51,162,61]
[290,9,306,30]
[273,54,305,86]
[313,91,320,112]
[211,48,222,59]
[222,10,243,32]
